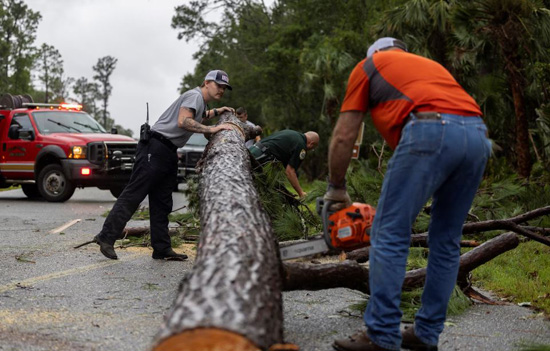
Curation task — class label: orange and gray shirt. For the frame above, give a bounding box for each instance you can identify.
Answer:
[340,50,482,149]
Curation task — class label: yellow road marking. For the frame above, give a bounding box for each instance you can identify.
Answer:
[0,252,144,294]
[49,219,81,234]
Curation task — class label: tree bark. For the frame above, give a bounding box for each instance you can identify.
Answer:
[282,232,519,294]
[153,113,283,351]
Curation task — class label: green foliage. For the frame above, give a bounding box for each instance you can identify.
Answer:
[92,56,118,129]
[516,344,550,351]
[473,241,550,315]
[131,206,150,220]
[253,162,321,241]
[169,211,201,239]
[0,0,41,93]
[350,286,471,321]
[34,44,64,103]
[535,102,550,167]
[471,166,550,225]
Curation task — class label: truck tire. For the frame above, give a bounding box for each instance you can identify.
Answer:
[22,184,42,199]
[37,164,76,202]
[109,185,125,198]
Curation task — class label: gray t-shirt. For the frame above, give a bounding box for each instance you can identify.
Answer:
[151,87,206,147]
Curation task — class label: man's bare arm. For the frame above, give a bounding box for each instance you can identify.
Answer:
[328,111,364,186]
[285,164,305,198]
[177,107,232,133]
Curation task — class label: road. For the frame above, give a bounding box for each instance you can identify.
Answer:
[1,187,549,351]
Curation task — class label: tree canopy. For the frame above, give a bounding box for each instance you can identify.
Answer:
[172,0,550,179]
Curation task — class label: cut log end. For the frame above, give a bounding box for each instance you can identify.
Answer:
[153,328,260,351]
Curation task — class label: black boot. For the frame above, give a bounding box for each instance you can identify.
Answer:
[93,234,117,260]
[152,249,188,261]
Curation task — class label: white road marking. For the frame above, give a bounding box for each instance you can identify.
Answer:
[48,219,81,234]
[0,252,144,294]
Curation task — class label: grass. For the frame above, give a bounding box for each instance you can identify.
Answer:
[471,240,550,315]
[349,286,471,322]
[516,344,550,351]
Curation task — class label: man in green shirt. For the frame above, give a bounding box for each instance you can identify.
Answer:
[249,129,319,199]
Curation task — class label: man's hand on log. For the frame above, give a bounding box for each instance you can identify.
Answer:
[210,123,234,134]
[217,106,236,115]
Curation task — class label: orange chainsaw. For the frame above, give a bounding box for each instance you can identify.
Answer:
[279,198,376,260]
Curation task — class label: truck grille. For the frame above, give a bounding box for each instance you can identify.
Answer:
[88,141,137,166]
[183,152,202,169]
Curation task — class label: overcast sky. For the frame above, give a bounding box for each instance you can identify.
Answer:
[25,0,200,137]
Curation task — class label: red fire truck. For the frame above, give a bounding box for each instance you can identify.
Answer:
[0,94,137,202]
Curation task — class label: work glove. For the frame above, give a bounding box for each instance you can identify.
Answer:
[323,182,352,211]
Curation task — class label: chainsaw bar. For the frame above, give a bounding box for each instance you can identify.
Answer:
[279,238,328,261]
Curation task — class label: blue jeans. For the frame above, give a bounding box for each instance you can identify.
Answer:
[364,114,491,350]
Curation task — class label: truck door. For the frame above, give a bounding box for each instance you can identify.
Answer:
[1,113,40,180]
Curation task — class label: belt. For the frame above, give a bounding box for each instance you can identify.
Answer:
[404,111,442,125]
[150,131,177,151]
[254,141,268,153]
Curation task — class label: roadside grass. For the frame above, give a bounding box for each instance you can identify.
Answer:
[471,240,550,315]
[516,344,550,351]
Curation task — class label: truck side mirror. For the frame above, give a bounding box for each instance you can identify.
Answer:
[19,129,35,141]
[8,125,35,141]
[111,127,118,134]
[8,125,21,139]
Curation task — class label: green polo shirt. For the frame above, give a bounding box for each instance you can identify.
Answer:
[257,129,307,169]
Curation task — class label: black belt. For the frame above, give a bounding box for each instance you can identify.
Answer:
[150,131,177,151]
[404,111,442,125]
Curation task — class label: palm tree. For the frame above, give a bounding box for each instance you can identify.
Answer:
[375,0,550,178]
[453,0,550,178]
[300,38,355,127]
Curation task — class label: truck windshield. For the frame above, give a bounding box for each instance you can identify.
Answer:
[32,111,107,134]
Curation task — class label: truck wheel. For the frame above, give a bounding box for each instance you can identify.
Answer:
[38,164,76,202]
[22,184,42,199]
[109,185,125,198]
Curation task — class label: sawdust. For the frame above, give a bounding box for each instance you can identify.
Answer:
[0,308,107,326]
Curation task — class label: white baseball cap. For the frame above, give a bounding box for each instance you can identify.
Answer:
[367,37,408,58]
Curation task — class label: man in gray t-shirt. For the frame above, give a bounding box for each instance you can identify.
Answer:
[92,70,234,262]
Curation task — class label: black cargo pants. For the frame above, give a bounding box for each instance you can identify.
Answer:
[97,137,178,253]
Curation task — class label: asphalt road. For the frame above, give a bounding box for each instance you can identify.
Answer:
[0,187,549,351]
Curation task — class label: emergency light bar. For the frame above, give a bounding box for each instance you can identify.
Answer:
[22,102,83,111]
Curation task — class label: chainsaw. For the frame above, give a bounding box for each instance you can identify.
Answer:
[279,198,376,260]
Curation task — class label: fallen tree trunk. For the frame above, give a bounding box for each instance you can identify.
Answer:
[152,113,284,351]
[343,237,480,263]
[282,232,519,295]
[120,226,179,237]
[120,206,549,247]
[461,206,550,246]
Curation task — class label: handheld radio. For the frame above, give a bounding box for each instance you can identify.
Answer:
[140,102,150,142]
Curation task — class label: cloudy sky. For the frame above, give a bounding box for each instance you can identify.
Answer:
[25,0,201,137]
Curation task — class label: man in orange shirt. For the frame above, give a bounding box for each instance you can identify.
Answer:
[325,38,491,351]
